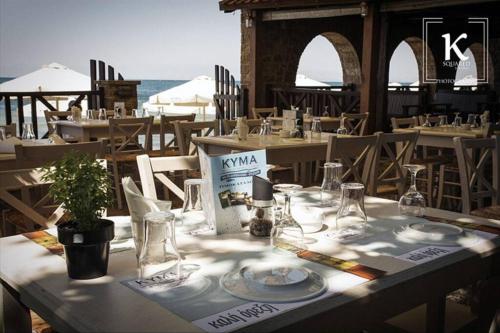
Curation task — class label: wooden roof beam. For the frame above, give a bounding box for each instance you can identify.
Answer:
[380,0,498,12]
[261,6,361,21]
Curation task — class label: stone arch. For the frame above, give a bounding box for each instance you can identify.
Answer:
[402,36,437,85]
[295,31,362,85]
[468,42,494,88]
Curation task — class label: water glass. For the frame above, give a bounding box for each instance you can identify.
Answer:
[86,109,95,120]
[0,128,6,141]
[98,108,107,120]
[398,164,426,217]
[466,114,477,127]
[422,114,432,127]
[311,117,322,140]
[139,211,181,281]
[320,162,342,207]
[259,119,273,144]
[335,183,367,239]
[132,109,142,118]
[438,115,448,127]
[453,113,462,127]
[21,123,35,140]
[180,179,213,234]
[322,106,330,117]
[271,184,304,250]
[113,106,122,119]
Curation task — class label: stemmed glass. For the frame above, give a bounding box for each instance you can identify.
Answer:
[422,114,432,127]
[310,117,322,140]
[452,112,462,127]
[337,116,348,135]
[398,164,426,217]
[21,123,35,141]
[98,108,107,120]
[322,106,330,117]
[0,128,6,141]
[270,184,304,251]
[438,115,448,127]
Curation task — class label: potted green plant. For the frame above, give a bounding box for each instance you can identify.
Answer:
[43,151,114,279]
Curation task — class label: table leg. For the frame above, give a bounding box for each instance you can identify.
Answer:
[426,296,446,333]
[300,161,312,187]
[1,281,32,333]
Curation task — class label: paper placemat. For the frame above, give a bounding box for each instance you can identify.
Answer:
[424,215,500,235]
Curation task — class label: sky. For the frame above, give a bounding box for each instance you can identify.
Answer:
[0,0,474,82]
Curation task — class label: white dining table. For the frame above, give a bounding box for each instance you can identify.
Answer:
[1,194,499,333]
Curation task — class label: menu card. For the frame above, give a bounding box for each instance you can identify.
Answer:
[199,148,267,234]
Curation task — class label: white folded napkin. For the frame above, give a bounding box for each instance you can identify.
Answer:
[0,137,22,153]
[122,177,172,257]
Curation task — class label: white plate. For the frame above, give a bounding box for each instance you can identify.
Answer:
[409,222,463,236]
[240,266,309,286]
[393,222,478,246]
[220,268,327,303]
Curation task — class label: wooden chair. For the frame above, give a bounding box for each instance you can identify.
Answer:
[368,131,418,198]
[137,154,200,201]
[0,123,17,137]
[223,119,262,134]
[391,116,418,129]
[159,114,196,155]
[252,107,278,119]
[15,141,104,169]
[107,117,153,209]
[325,134,378,188]
[172,120,219,156]
[341,112,368,136]
[454,135,500,218]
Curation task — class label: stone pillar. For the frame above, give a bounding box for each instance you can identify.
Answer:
[96,80,141,113]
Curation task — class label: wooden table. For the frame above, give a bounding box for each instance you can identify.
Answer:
[269,116,340,131]
[193,133,331,186]
[394,126,484,149]
[52,119,163,142]
[1,197,499,333]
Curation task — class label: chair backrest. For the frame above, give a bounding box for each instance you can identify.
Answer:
[341,112,368,136]
[0,123,16,137]
[391,116,418,129]
[484,122,500,137]
[326,134,377,188]
[223,119,262,134]
[44,110,72,134]
[173,120,219,156]
[368,131,419,197]
[109,117,153,156]
[454,136,499,214]
[252,107,278,119]
[159,114,196,154]
[15,141,104,169]
[136,154,200,200]
[417,115,442,126]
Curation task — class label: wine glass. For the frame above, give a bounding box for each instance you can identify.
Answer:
[337,116,348,135]
[21,123,35,141]
[271,184,304,251]
[438,115,448,127]
[422,114,432,127]
[398,164,426,217]
[98,108,107,120]
[322,106,330,117]
[452,112,462,127]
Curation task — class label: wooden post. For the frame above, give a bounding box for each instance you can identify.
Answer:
[246,10,264,112]
[90,60,97,109]
[30,96,38,138]
[359,2,388,133]
[5,96,12,124]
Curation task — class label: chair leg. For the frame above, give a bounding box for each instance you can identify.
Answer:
[314,160,321,183]
[112,161,123,210]
[426,164,433,207]
[293,163,299,183]
[436,164,445,209]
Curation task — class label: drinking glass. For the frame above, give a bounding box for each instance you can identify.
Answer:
[453,112,462,127]
[466,114,477,128]
[311,117,322,140]
[259,119,273,144]
[438,115,448,127]
[398,164,426,217]
[480,114,488,128]
[320,162,342,207]
[98,108,107,120]
[322,106,330,117]
[334,183,367,239]
[0,128,6,141]
[21,123,35,140]
[422,114,432,127]
[139,211,181,281]
[113,106,121,119]
[179,179,213,235]
[86,109,95,120]
[132,109,139,118]
[337,116,348,135]
[271,184,304,250]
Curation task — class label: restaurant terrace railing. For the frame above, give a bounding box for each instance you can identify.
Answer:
[0,90,103,138]
[270,85,359,116]
[214,65,242,121]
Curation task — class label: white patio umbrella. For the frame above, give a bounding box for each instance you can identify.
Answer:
[388,81,402,91]
[146,75,216,119]
[0,62,90,116]
[295,74,328,87]
[410,80,420,91]
[454,75,477,90]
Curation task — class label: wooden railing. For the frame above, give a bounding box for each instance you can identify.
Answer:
[213,65,241,121]
[89,59,124,108]
[270,86,360,116]
[0,90,102,138]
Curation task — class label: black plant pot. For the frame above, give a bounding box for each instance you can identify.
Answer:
[57,219,114,280]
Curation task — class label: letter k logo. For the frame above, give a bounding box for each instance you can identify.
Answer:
[442,33,469,61]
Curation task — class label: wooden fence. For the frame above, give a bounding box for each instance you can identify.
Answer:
[213,65,242,120]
